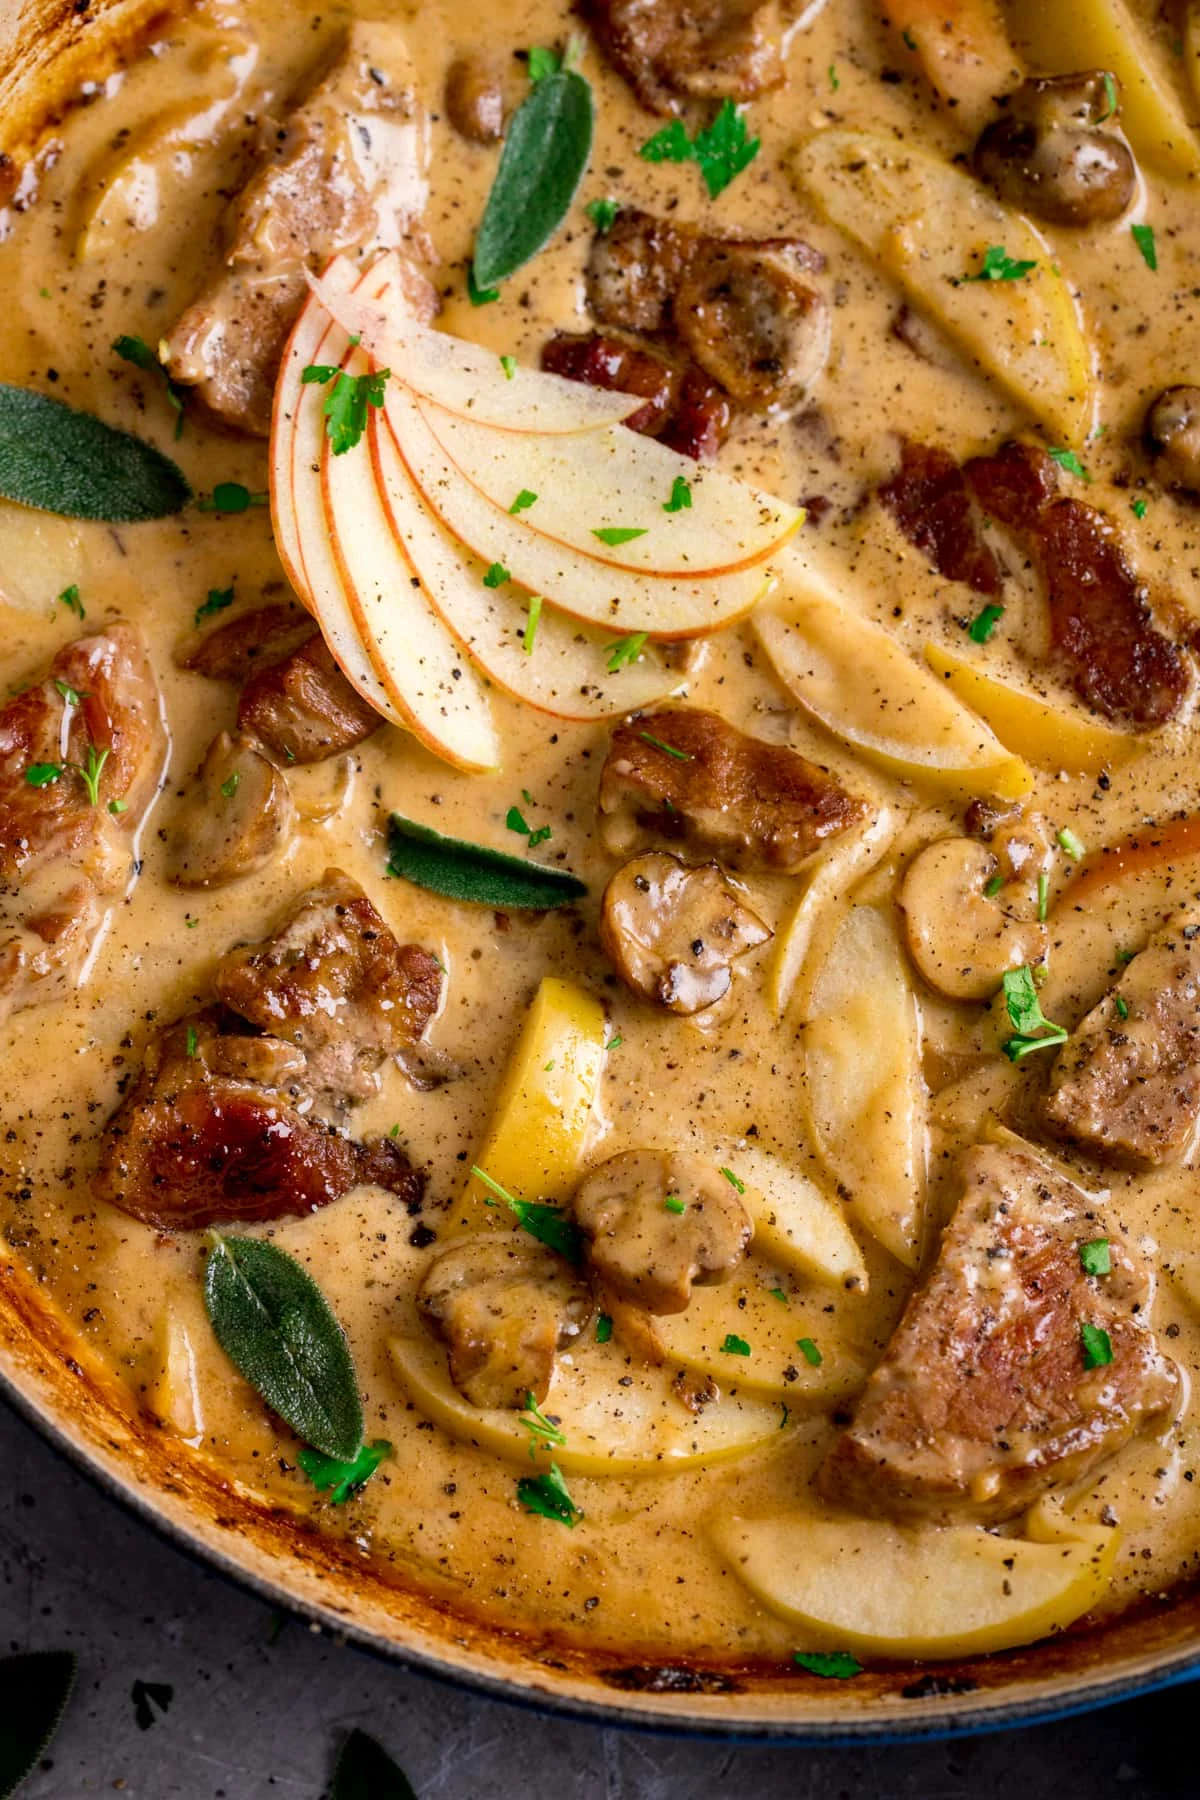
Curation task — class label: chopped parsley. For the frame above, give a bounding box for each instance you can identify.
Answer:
[720,1166,745,1194]
[796,1337,823,1367]
[1048,447,1090,481]
[1081,1321,1114,1369]
[606,632,648,672]
[593,525,648,546]
[769,1287,788,1305]
[506,804,552,848]
[983,873,1005,898]
[664,1195,687,1215]
[54,677,84,706]
[509,488,538,515]
[1131,222,1158,271]
[1037,871,1050,922]
[108,797,128,815]
[1114,994,1130,1020]
[968,603,1004,644]
[113,332,186,437]
[596,1313,613,1343]
[500,355,518,381]
[517,1461,580,1526]
[1130,496,1149,521]
[195,586,235,627]
[663,475,692,513]
[1099,71,1119,120]
[1079,1238,1112,1277]
[77,744,109,808]
[220,770,240,800]
[185,1026,199,1059]
[520,1392,567,1458]
[300,363,391,454]
[794,1651,862,1679]
[58,583,84,619]
[605,1034,623,1051]
[472,1165,584,1261]
[901,27,918,50]
[1115,948,1136,965]
[1057,826,1086,861]
[24,763,62,788]
[586,197,621,232]
[638,731,692,762]
[962,244,1037,283]
[197,481,267,514]
[522,596,542,655]
[639,97,760,199]
[483,561,511,588]
[527,44,562,83]
[1000,964,1068,1062]
[720,1333,751,1356]
[297,1438,391,1504]
[828,64,840,92]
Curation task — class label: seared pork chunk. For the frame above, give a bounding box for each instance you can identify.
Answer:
[572,1150,750,1313]
[587,209,694,334]
[1045,914,1200,1167]
[586,0,785,115]
[418,1236,594,1409]
[0,625,164,1024]
[166,731,295,888]
[178,605,315,685]
[541,332,732,460]
[877,439,1002,598]
[163,23,433,434]
[600,851,771,1013]
[213,869,443,1103]
[238,633,380,764]
[600,707,868,872]
[820,1143,1179,1525]
[96,1015,421,1231]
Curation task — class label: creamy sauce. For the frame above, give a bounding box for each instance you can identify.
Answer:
[3,0,1200,1661]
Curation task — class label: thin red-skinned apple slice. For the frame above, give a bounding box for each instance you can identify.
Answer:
[271,263,405,729]
[381,383,772,638]
[416,398,802,578]
[367,408,684,720]
[321,348,501,773]
[309,262,639,435]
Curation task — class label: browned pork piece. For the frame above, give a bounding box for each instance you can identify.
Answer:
[96,870,438,1230]
[163,22,434,435]
[820,1142,1179,1525]
[0,625,165,1025]
[599,707,868,872]
[572,1149,751,1312]
[417,1237,594,1409]
[585,0,786,114]
[964,439,1191,727]
[237,631,381,764]
[877,438,1002,597]
[1044,913,1200,1168]
[177,604,316,685]
[600,851,771,1013]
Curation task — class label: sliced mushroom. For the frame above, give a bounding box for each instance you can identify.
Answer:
[599,851,771,1015]
[899,836,1048,1001]
[444,52,505,143]
[166,731,295,889]
[974,72,1136,226]
[417,1235,594,1410]
[572,1150,751,1314]
[963,800,1055,912]
[674,242,831,411]
[1145,386,1200,497]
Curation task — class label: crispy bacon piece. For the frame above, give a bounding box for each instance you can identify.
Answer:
[95,1016,422,1231]
[877,439,1002,597]
[585,0,786,115]
[0,625,165,1024]
[599,707,869,872]
[541,331,732,460]
[964,440,1191,726]
[237,634,381,763]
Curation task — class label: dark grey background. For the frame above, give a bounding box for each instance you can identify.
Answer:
[0,1399,1192,1799]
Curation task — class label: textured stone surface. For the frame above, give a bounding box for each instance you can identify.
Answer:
[0,1398,1192,1797]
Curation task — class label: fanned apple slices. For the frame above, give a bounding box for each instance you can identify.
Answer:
[270,254,804,768]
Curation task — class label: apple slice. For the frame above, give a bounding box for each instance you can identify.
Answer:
[653,1281,868,1403]
[767,805,904,1019]
[271,265,407,729]
[417,399,802,578]
[730,1144,869,1291]
[924,642,1141,778]
[368,409,683,720]
[310,261,640,434]
[389,1327,784,1474]
[383,384,772,637]
[711,1511,1119,1658]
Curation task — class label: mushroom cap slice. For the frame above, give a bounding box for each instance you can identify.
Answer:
[899,835,1047,1001]
[166,731,295,889]
[599,851,771,1015]
[572,1149,751,1314]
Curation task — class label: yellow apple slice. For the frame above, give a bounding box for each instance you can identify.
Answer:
[389,1331,784,1474]
[653,1282,868,1403]
[924,642,1141,778]
[381,386,772,638]
[711,1511,1119,1658]
[417,400,802,578]
[368,410,683,720]
[321,341,501,772]
[883,0,1019,127]
[1011,0,1200,182]
[714,1143,868,1291]
[799,902,927,1270]
[311,261,640,434]
[270,267,406,729]
[455,977,608,1231]
[755,577,1032,800]
[767,804,904,1018]
[791,130,1094,444]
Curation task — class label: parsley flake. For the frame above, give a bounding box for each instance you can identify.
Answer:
[58,583,84,619]
[663,474,692,513]
[517,1461,580,1526]
[298,1438,391,1504]
[483,561,511,588]
[606,632,648,672]
[509,488,538,515]
[221,770,240,800]
[186,1025,199,1059]
[198,481,267,514]
[24,763,62,788]
[720,1333,751,1356]
[586,197,621,232]
[796,1337,822,1367]
[1037,871,1050,923]
[195,586,234,627]
[1080,1238,1112,1277]
[506,804,552,848]
[984,873,1005,898]
[593,525,648,546]
[962,244,1037,283]
[1131,222,1158,271]
[108,797,128,815]
[500,355,518,381]
[1132,497,1149,519]
[1057,826,1086,860]
[1000,964,1068,1062]
[639,98,760,198]
[1081,1321,1114,1369]
[596,1313,613,1343]
[720,1166,745,1194]
[472,1165,584,1261]
[1099,71,1119,120]
[605,1034,623,1051]
[664,1195,687,1215]
[1114,994,1130,1020]
[113,333,186,437]
[794,1651,862,1679]
[1048,447,1090,480]
[968,602,1004,644]
[520,1391,567,1458]
[828,64,840,91]
[319,366,391,454]
[769,1286,788,1305]
[523,595,543,655]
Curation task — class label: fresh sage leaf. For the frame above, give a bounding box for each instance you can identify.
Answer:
[387,814,586,909]
[0,383,191,520]
[203,1235,364,1462]
[330,1729,419,1800]
[0,1652,76,1799]
[472,63,594,290]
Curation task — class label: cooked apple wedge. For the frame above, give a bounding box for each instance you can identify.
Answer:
[925,642,1141,778]
[389,1331,784,1474]
[653,1281,868,1403]
[884,0,1018,128]
[311,261,640,434]
[718,1143,868,1291]
[799,902,927,1271]
[767,805,904,1019]
[417,401,801,578]
[755,576,1032,800]
[792,130,1094,444]
[711,1511,1119,1658]
[382,386,772,638]
[368,411,683,721]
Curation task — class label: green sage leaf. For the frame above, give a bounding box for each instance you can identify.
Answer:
[0,383,191,520]
[387,814,585,909]
[472,67,594,290]
[203,1236,363,1461]
[330,1729,419,1800]
[0,1651,76,1798]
